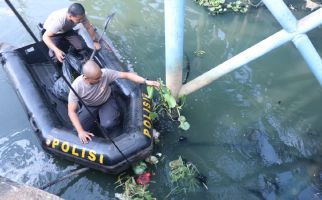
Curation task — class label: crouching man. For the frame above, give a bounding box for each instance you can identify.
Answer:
[68,60,160,144]
[43,3,100,62]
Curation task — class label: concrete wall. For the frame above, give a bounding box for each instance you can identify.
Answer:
[0,176,62,200]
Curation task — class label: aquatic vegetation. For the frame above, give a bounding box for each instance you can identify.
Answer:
[115,174,155,200]
[115,156,206,199]
[194,0,251,15]
[227,1,249,13]
[132,162,148,175]
[147,80,190,131]
[115,155,161,199]
[168,156,200,193]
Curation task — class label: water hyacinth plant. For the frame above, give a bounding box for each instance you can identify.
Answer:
[195,0,250,14]
[168,156,200,194]
[147,79,190,131]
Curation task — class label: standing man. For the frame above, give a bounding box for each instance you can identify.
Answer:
[43,3,100,62]
[68,60,160,144]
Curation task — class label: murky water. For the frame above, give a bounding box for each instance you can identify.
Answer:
[1,0,322,199]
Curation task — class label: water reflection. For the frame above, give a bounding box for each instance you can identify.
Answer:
[0,128,77,186]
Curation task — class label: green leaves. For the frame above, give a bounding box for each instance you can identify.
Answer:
[132,161,147,175]
[169,156,199,192]
[146,79,190,131]
[146,86,154,99]
[149,112,158,120]
[194,0,249,15]
[164,93,177,108]
[178,116,190,131]
[115,174,155,200]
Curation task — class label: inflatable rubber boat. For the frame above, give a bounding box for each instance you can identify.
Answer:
[0,26,153,174]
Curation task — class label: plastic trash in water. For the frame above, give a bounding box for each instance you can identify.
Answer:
[136,172,151,185]
[132,161,147,175]
[145,155,159,165]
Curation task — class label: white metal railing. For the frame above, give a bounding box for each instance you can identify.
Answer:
[164,0,322,97]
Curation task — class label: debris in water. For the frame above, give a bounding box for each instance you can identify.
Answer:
[136,172,151,185]
[196,174,208,190]
[156,153,162,158]
[168,156,207,192]
[132,161,147,175]
[115,174,155,200]
[178,136,187,143]
[145,155,159,165]
[152,129,160,143]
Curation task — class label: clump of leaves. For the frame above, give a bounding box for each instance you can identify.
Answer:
[168,156,200,194]
[115,174,155,200]
[227,0,248,13]
[147,79,190,131]
[194,0,249,15]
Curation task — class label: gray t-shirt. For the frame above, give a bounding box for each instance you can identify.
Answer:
[43,8,89,34]
[68,69,120,106]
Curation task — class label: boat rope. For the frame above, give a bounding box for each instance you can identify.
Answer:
[40,168,90,190]
[5,0,132,167]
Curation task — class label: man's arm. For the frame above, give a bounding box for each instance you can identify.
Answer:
[118,72,160,88]
[82,19,101,50]
[68,102,94,144]
[42,30,65,62]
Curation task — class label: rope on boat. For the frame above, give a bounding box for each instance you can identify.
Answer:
[40,168,90,190]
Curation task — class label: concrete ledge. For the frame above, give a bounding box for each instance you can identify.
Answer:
[0,176,62,200]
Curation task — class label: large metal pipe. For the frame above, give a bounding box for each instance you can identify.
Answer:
[293,34,322,85]
[262,0,298,32]
[179,8,322,97]
[262,0,322,86]
[164,0,184,98]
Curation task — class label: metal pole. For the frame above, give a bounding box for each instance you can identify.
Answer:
[178,8,322,97]
[262,0,298,32]
[262,0,322,85]
[293,34,322,85]
[164,0,184,98]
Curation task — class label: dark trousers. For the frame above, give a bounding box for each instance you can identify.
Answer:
[77,95,120,133]
[50,30,88,57]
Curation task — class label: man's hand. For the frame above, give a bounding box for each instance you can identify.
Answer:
[146,80,160,89]
[78,130,94,144]
[93,41,101,50]
[42,31,66,62]
[54,49,65,62]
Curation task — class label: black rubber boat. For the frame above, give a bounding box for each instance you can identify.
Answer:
[0,27,154,174]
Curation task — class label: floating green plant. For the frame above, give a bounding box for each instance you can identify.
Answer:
[194,0,250,15]
[115,174,155,200]
[168,156,200,194]
[227,0,249,13]
[147,79,190,131]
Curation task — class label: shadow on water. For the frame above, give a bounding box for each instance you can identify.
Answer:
[170,125,322,199]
